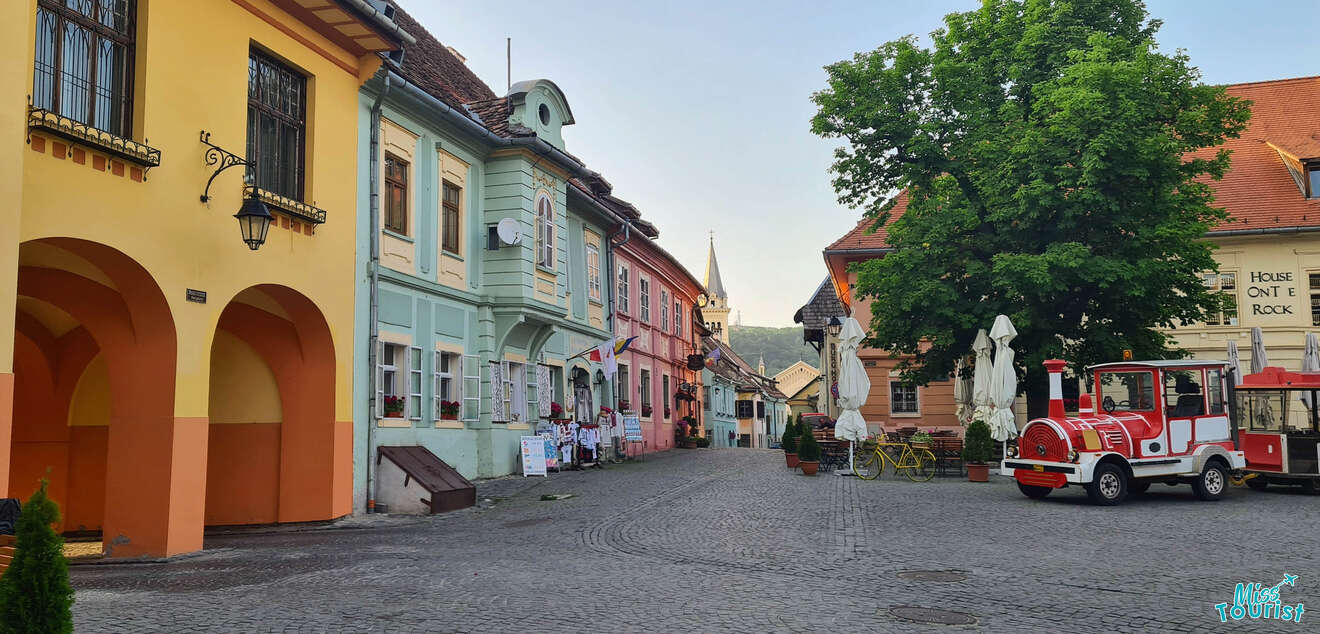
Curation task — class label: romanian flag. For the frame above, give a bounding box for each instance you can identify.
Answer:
[588,336,637,361]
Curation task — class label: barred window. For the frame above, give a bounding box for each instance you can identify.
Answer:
[247,48,306,200]
[33,0,137,137]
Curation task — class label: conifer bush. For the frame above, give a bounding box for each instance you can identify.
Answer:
[797,424,821,462]
[0,479,74,634]
[780,418,798,453]
[962,420,994,465]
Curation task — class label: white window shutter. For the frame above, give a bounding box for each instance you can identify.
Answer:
[408,346,423,421]
[433,350,443,420]
[537,364,552,418]
[462,354,480,422]
[375,341,384,417]
[490,361,505,421]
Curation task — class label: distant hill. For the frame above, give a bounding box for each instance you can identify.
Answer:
[727,325,818,377]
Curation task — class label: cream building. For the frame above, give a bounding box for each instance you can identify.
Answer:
[1162,77,1320,372]
[702,237,732,343]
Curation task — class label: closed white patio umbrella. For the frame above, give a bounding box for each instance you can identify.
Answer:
[988,315,1019,442]
[1226,340,1243,383]
[833,317,871,474]
[971,329,993,424]
[1300,333,1319,409]
[1250,327,1269,374]
[953,358,973,426]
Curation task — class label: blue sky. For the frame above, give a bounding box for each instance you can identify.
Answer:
[402,0,1318,327]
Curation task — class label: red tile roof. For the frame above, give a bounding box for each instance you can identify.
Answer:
[1199,76,1320,233]
[826,76,1320,251]
[390,6,496,109]
[824,191,907,252]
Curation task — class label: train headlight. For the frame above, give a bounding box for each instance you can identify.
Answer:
[1068,449,1080,463]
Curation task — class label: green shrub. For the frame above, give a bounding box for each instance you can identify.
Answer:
[962,420,994,464]
[780,418,798,453]
[0,479,74,634]
[797,425,821,462]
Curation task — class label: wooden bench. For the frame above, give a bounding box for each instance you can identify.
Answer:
[0,535,15,578]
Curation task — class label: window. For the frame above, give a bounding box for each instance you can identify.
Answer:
[639,369,651,412]
[736,400,754,419]
[586,243,601,302]
[384,153,409,234]
[662,375,670,417]
[1201,272,1238,326]
[1311,273,1320,326]
[756,401,765,419]
[442,181,461,253]
[1163,370,1205,418]
[1207,368,1225,415]
[639,277,651,323]
[434,351,458,420]
[535,194,555,269]
[1310,167,1320,199]
[703,386,711,411]
[660,289,670,331]
[616,364,630,406]
[247,48,307,201]
[33,0,137,137]
[1097,371,1156,412]
[617,264,630,314]
[505,361,527,422]
[674,300,683,338]
[890,383,919,414]
[380,342,401,408]
[1240,391,1286,431]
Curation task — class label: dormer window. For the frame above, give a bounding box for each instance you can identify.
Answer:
[1309,165,1320,199]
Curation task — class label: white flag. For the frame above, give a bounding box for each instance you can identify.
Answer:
[597,340,618,378]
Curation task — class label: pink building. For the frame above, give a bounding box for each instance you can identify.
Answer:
[611,226,708,454]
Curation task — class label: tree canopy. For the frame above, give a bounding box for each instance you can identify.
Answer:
[810,0,1250,406]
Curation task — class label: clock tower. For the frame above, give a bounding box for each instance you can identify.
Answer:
[702,235,732,343]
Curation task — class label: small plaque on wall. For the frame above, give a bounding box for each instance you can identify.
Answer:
[186,289,207,304]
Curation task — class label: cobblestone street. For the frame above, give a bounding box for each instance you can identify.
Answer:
[72,449,1318,632]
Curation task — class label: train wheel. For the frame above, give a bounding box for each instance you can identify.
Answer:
[1301,479,1320,495]
[1017,482,1051,499]
[1246,476,1268,491]
[1193,461,1228,501]
[1086,463,1128,506]
[1129,481,1151,495]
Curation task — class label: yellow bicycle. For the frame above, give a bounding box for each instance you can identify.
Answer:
[852,441,936,482]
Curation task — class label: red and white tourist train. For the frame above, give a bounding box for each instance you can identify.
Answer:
[1234,366,1320,493]
[1003,359,1246,505]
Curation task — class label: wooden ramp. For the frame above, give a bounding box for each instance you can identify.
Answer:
[377,446,475,514]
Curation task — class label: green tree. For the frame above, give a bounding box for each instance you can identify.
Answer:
[781,418,799,453]
[810,0,1250,415]
[0,480,74,634]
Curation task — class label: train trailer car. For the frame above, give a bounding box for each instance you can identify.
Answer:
[1001,359,1245,505]
[1235,366,1320,493]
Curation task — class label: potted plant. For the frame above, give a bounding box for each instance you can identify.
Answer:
[618,399,632,412]
[797,425,821,476]
[641,404,653,417]
[781,418,799,468]
[383,395,405,418]
[664,406,671,419]
[679,416,697,448]
[694,436,711,448]
[963,419,994,482]
[439,400,461,420]
[909,430,933,448]
[549,402,564,419]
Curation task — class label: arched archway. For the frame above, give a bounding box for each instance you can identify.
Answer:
[206,284,344,525]
[8,238,188,557]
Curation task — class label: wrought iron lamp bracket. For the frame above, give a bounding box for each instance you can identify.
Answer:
[199,130,252,203]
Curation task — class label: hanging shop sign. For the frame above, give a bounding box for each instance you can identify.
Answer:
[520,436,548,477]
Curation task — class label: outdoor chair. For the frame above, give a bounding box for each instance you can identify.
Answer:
[933,438,964,476]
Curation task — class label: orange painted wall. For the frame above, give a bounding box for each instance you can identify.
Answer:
[65,427,107,532]
[205,423,281,525]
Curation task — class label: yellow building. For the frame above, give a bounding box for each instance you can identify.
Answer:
[1162,77,1320,370]
[1,0,408,558]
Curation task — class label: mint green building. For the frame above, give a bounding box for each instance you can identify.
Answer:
[352,10,633,509]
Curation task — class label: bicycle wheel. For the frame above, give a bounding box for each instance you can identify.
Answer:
[853,449,883,480]
[904,449,937,482]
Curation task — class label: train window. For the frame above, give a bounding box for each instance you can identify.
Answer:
[1206,369,1225,414]
[1097,371,1155,412]
[1239,391,1286,431]
[1163,370,1205,418]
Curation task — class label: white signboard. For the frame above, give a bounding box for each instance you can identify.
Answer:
[520,436,547,477]
[623,415,643,442]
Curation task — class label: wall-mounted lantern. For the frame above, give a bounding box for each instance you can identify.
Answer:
[200,130,270,251]
[827,316,843,337]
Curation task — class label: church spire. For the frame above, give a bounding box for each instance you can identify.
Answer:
[704,234,727,299]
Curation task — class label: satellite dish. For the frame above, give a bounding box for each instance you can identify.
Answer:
[496,218,521,246]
